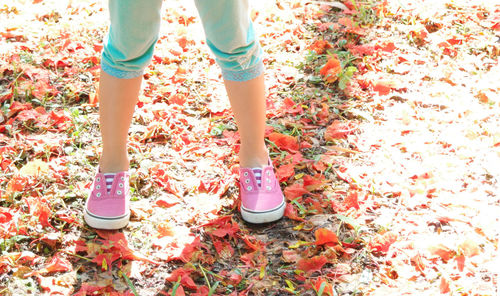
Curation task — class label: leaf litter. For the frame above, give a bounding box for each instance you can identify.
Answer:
[0,0,498,295]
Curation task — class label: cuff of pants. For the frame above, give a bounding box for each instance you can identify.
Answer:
[101,61,144,79]
[221,60,264,82]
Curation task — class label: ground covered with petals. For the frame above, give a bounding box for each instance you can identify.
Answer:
[0,0,498,295]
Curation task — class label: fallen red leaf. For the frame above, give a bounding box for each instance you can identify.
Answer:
[369,232,397,253]
[204,216,240,239]
[170,48,182,57]
[275,163,295,182]
[338,17,353,28]
[284,203,305,221]
[313,277,334,296]
[155,197,179,208]
[475,92,489,103]
[440,276,450,293]
[228,273,242,285]
[303,174,325,191]
[320,55,342,83]
[458,239,480,257]
[239,251,255,268]
[0,207,13,223]
[314,103,330,125]
[169,93,186,105]
[297,255,328,274]
[334,166,353,183]
[24,197,55,230]
[240,235,266,252]
[348,44,375,57]
[343,191,359,210]
[170,285,186,296]
[428,244,454,262]
[282,97,304,115]
[94,230,159,265]
[456,254,465,272]
[267,132,299,153]
[410,29,428,46]
[284,183,308,200]
[213,238,234,259]
[166,267,198,290]
[210,221,240,238]
[16,109,42,123]
[376,42,396,52]
[324,120,356,141]
[178,236,202,263]
[73,284,129,296]
[158,221,175,238]
[411,253,425,273]
[343,0,355,10]
[48,110,73,131]
[308,39,332,54]
[315,228,339,246]
[8,101,32,118]
[91,252,121,271]
[177,36,188,50]
[93,43,103,52]
[45,253,72,273]
[373,81,392,95]
[24,252,72,277]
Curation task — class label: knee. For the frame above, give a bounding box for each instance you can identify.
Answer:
[101,0,162,78]
[105,27,159,63]
[101,33,159,79]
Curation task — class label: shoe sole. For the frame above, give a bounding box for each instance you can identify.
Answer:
[241,201,285,224]
[84,209,130,230]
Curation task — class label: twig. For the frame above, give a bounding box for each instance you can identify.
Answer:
[198,263,212,290]
[61,250,92,262]
[119,270,139,296]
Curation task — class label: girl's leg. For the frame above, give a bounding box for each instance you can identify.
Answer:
[98,72,141,173]
[195,0,285,223]
[98,0,163,173]
[194,0,268,168]
[85,0,162,230]
[223,75,268,168]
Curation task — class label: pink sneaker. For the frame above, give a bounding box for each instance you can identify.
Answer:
[239,158,285,224]
[84,168,131,229]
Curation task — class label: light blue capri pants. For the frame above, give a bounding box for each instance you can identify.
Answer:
[100,0,264,82]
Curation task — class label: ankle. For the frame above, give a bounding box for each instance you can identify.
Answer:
[99,155,130,173]
[239,145,269,168]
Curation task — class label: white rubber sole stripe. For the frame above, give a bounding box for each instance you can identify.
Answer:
[241,201,285,224]
[84,209,130,230]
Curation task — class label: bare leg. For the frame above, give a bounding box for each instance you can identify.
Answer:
[97,70,142,173]
[224,74,269,168]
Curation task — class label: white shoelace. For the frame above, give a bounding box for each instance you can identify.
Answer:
[103,173,115,192]
[252,168,262,186]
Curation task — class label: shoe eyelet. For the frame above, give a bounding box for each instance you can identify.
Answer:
[96,185,100,189]
[266,178,271,183]
[243,172,248,177]
[266,186,272,190]
[247,186,252,190]
[266,171,271,176]
[119,183,123,188]
[117,190,122,195]
[121,177,124,181]
[245,179,250,184]
[96,192,101,197]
